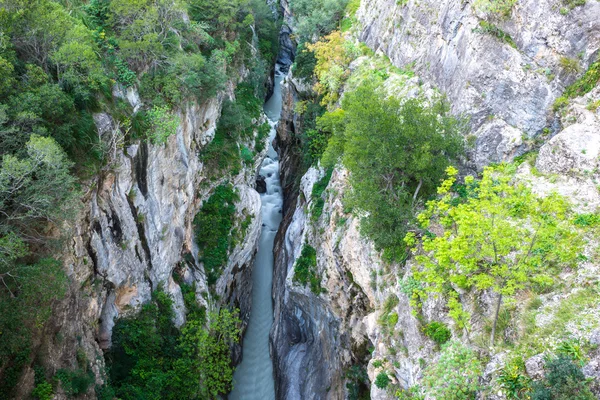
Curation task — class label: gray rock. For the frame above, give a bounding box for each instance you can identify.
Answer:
[525,354,546,380]
[256,175,267,194]
[357,0,600,168]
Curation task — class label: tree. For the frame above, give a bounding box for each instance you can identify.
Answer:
[323,81,465,261]
[406,165,584,345]
[0,134,78,231]
[289,0,349,42]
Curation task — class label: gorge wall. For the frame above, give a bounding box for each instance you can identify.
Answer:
[18,80,267,398]
[270,1,600,399]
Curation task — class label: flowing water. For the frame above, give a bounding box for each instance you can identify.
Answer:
[228,70,285,400]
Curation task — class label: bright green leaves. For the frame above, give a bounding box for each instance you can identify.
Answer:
[289,0,350,42]
[0,135,77,230]
[146,105,179,144]
[409,165,585,334]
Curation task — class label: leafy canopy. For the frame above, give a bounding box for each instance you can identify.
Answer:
[406,165,584,332]
[323,81,465,261]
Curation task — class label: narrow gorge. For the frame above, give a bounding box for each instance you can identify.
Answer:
[1,0,600,400]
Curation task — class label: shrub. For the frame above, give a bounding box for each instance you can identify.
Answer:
[422,341,482,400]
[498,359,532,399]
[475,21,517,48]
[531,356,594,400]
[107,288,240,399]
[31,382,53,400]
[293,245,323,294]
[293,43,317,81]
[473,0,517,18]
[146,105,179,144]
[311,168,333,221]
[55,368,95,396]
[374,372,391,389]
[560,57,581,74]
[423,322,452,346]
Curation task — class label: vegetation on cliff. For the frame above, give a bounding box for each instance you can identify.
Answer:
[0,0,278,396]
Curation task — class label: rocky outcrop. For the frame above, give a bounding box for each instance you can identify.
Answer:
[357,0,600,169]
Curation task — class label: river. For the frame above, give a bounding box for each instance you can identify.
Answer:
[228,69,285,400]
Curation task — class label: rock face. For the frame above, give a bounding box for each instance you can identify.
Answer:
[357,0,600,169]
[270,1,600,399]
[32,83,267,398]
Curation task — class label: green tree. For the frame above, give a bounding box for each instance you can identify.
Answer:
[324,81,465,261]
[289,0,349,42]
[0,135,78,232]
[407,165,584,344]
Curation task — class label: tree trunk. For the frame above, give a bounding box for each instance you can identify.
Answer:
[490,292,503,347]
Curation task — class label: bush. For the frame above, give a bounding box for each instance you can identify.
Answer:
[311,168,333,221]
[146,105,179,145]
[531,356,594,400]
[498,359,532,399]
[423,322,452,346]
[473,0,517,18]
[31,382,53,400]
[374,372,391,389]
[55,368,95,396]
[293,245,323,294]
[107,288,241,399]
[422,341,482,400]
[293,43,317,81]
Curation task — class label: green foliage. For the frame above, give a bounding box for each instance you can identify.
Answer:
[473,0,517,19]
[293,43,318,81]
[475,21,517,48]
[408,165,584,336]
[531,356,594,400]
[423,321,452,346]
[293,244,323,294]
[31,381,54,400]
[560,57,581,74]
[107,288,241,399]
[374,372,391,389]
[561,0,586,11]
[194,184,239,285]
[311,168,333,221]
[554,57,600,111]
[254,122,271,154]
[308,31,359,107]
[346,364,369,400]
[422,341,482,399]
[498,359,532,399]
[555,339,585,364]
[289,0,350,42]
[324,81,465,262]
[200,82,266,176]
[55,368,95,396]
[146,105,179,144]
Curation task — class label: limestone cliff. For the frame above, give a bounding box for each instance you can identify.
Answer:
[270,1,600,399]
[18,79,267,398]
